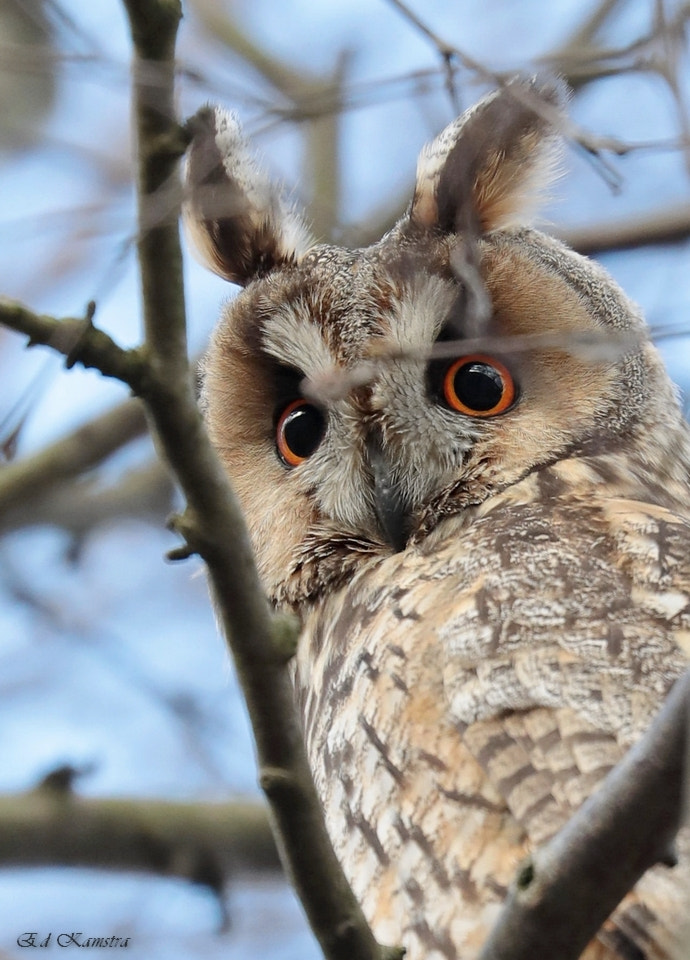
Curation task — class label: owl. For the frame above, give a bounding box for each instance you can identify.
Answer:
[184,79,690,959]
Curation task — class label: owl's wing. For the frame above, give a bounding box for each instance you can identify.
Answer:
[438,490,690,958]
[460,706,689,960]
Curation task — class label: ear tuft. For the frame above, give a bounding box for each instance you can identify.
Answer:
[410,77,566,236]
[183,106,314,286]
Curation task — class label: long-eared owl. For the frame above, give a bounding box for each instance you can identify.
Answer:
[184,79,690,959]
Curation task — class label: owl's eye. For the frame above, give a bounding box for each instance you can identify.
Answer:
[442,354,516,417]
[276,399,326,467]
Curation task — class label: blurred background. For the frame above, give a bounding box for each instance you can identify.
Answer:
[0,0,688,957]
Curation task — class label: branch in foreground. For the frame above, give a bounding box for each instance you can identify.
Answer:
[0,45,394,960]
[123,3,398,959]
[0,789,280,887]
[478,669,690,960]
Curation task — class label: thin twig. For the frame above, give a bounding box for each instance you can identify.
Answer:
[302,327,640,404]
[382,0,690,192]
[384,0,495,93]
[0,298,148,390]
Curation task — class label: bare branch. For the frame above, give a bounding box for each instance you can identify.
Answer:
[650,0,690,176]
[383,0,690,193]
[1,8,395,958]
[0,787,280,885]
[384,0,494,96]
[0,459,173,538]
[0,299,148,390]
[543,0,645,89]
[557,0,625,52]
[0,399,147,517]
[478,669,690,960]
[556,202,690,254]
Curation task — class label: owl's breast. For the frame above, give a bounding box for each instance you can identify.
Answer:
[293,551,531,957]
[292,491,690,959]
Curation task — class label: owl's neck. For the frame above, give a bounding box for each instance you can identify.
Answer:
[274,417,690,611]
[570,416,690,517]
[470,418,690,530]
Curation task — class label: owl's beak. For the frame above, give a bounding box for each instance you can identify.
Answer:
[365,433,410,552]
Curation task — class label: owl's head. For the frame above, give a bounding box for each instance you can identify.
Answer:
[185,79,683,607]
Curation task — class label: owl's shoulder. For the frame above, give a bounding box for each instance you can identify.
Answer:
[425,457,690,598]
[305,465,690,735]
[314,458,690,630]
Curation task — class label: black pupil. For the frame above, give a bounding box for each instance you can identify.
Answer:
[282,405,325,460]
[453,362,503,411]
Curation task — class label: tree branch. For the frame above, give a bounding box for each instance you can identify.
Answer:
[0,459,173,538]
[478,669,690,960]
[0,299,148,391]
[0,788,280,886]
[384,0,490,107]
[125,3,394,947]
[0,399,147,519]
[556,203,690,254]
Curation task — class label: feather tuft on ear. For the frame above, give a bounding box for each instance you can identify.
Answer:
[183,105,314,286]
[410,77,566,237]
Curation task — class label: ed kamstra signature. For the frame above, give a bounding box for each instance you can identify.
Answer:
[17,932,131,948]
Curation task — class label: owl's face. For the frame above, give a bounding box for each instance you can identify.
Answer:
[186,81,681,606]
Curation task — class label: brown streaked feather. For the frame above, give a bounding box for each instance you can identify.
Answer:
[293,478,690,959]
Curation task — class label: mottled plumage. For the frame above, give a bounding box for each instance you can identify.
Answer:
[185,79,690,959]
